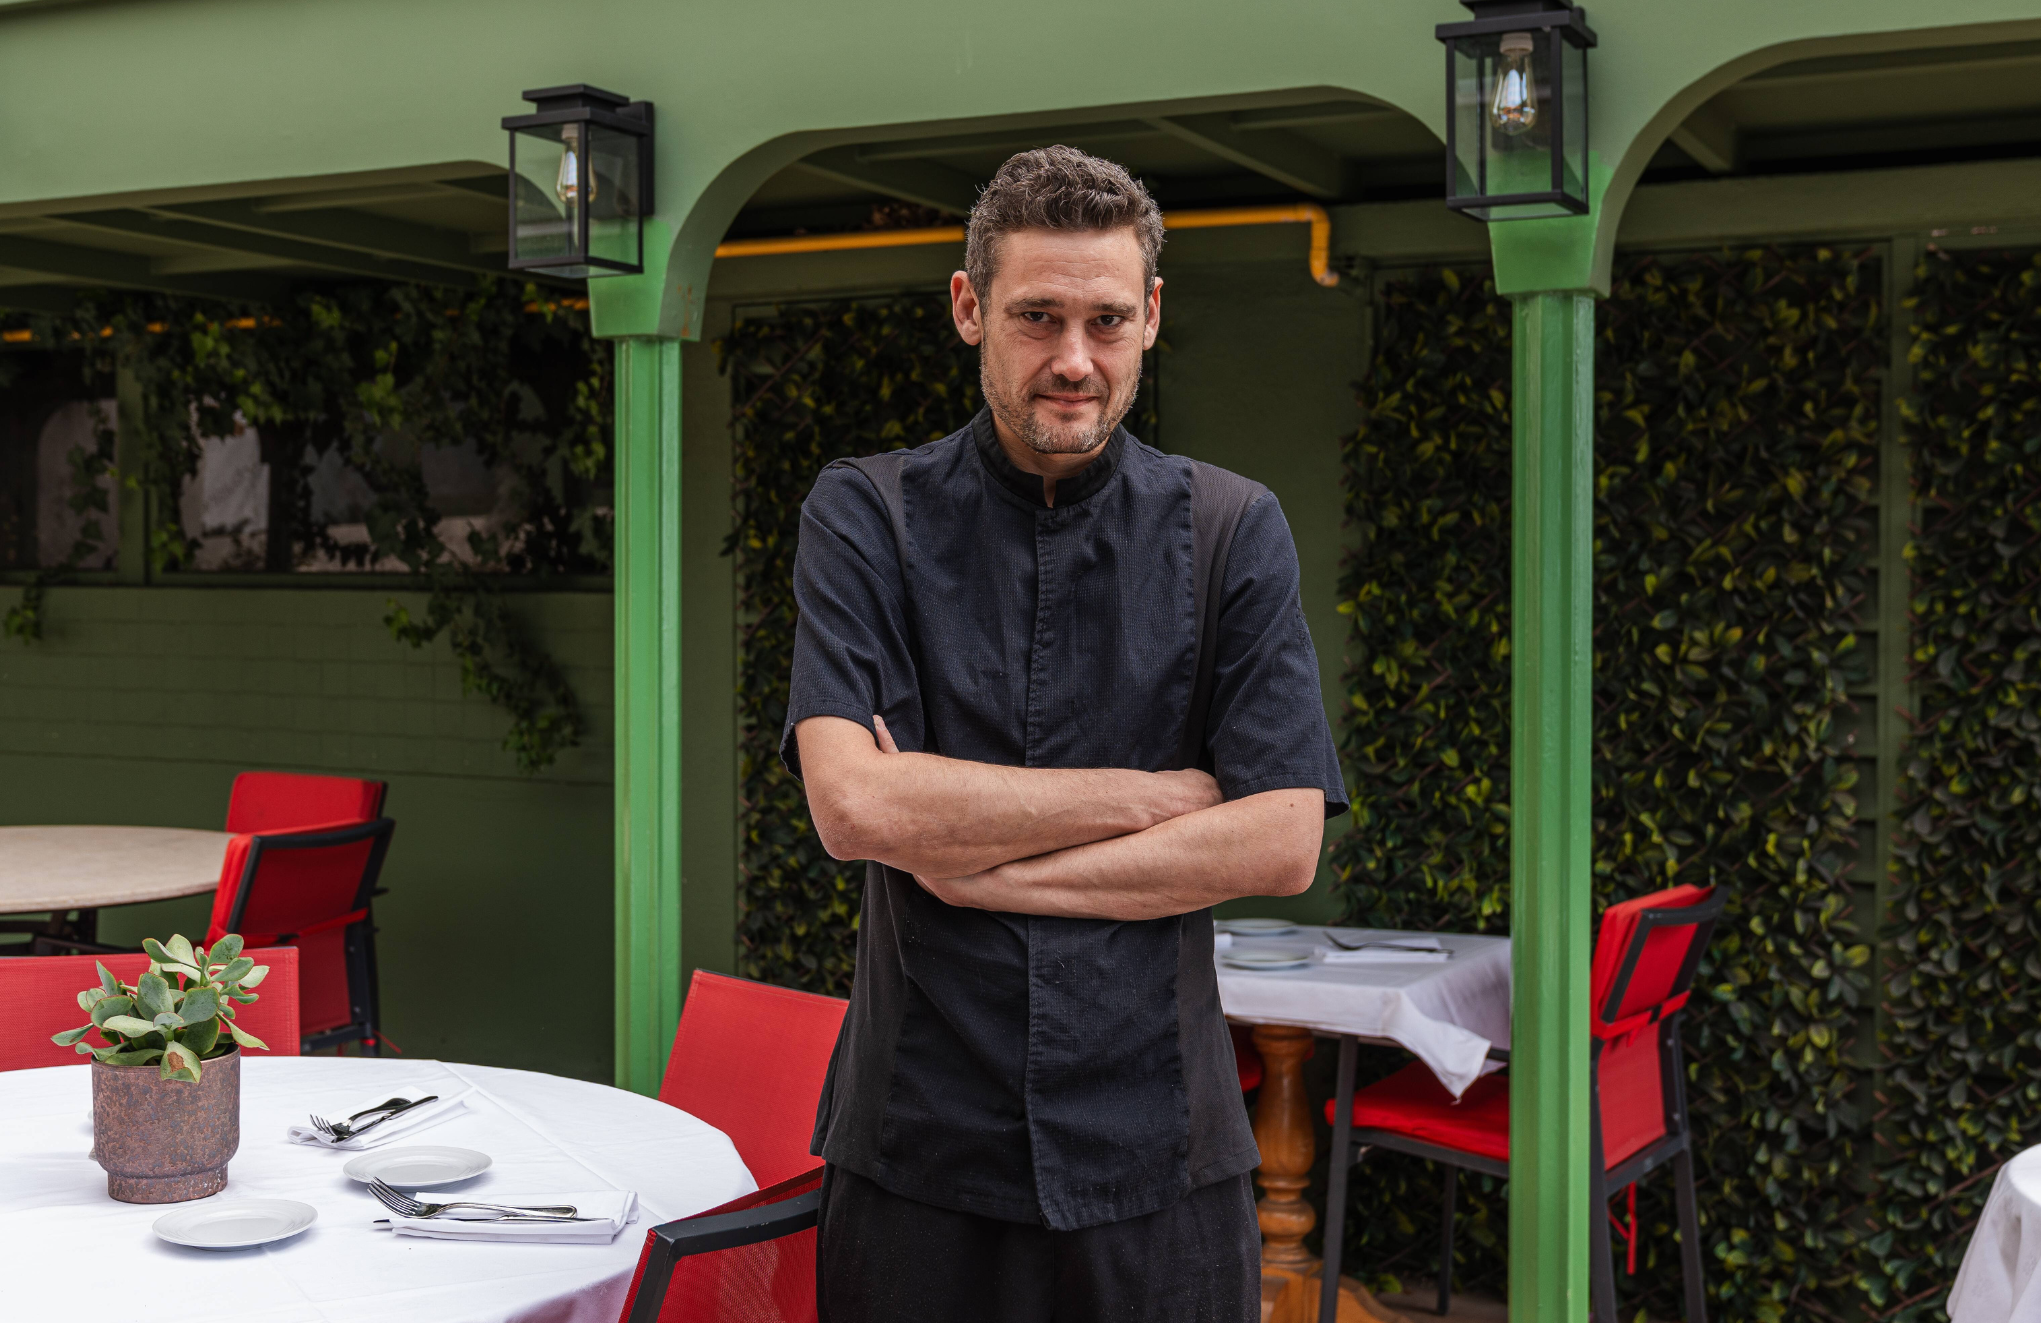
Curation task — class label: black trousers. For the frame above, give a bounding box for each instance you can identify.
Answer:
[816,1164,1260,1323]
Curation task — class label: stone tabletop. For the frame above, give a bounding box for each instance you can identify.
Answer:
[0,825,229,912]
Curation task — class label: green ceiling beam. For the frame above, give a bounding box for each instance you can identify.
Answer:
[147,199,502,276]
[856,120,1157,162]
[57,209,474,288]
[1229,101,1395,131]
[1668,104,1740,174]
[1145,113,1351,199]
[0,235,281,302]
[792,148,980,215]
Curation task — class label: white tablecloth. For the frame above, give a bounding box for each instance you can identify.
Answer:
[1,1056,757,1323]
[1216,927,1511,1098]
[1951,1146,2041,1323]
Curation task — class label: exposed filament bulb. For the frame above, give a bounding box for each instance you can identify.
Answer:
[555,126,594,206]
[1491,31,1538,135]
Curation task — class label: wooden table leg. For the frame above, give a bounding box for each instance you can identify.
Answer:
[1249,1024,1411,1323]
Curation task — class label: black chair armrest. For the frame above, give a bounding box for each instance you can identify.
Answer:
[627,1188,821,1323]
[651,1187,820,1256]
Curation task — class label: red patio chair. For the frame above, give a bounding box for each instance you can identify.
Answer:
[1232,1022,1265,1091]
[1318,884,1725,1323]
[205,818,395,1056]
[2,945,300,1072]
[617,970,848,1323]
[225,771,386,834]
[655,969,849,1189]
[618,1165,824,1323]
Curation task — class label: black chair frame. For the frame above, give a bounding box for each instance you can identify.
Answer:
[1318,890,1724,1323]
[223,817,395,1055]
[625,1185,821,1323]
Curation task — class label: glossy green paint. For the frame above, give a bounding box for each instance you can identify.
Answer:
[1504,290,1597,1321]
[612,335,684,1095]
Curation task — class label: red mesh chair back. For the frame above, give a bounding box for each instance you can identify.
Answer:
[1589,883,1723,1167]
[618,1167,823,1323]
[225,771,386,835]
[2,946,300,1072]
[205,819,395,1050]
[657,971,848,1189]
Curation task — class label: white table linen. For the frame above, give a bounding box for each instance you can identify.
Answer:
[384,1190,639,1244]
[1951,1145,2041,1323]
[1216,926,1511,1098]
[2,1055,757,1323]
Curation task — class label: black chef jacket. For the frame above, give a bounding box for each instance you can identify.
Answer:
[782,409,1347,1231]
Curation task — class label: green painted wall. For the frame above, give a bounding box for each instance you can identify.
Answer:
[0,585,618,1081]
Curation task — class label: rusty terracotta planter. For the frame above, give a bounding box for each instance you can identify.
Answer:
[91,1046,240,1203]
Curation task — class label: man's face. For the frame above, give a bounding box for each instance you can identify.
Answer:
[951,226,1162,458]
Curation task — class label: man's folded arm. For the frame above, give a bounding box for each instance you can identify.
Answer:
[913,786,1325,922]
[796,714,1223,879]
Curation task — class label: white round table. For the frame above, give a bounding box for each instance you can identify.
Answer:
[0,825,230,948]
[1,1056,758,1323]
[1951,1145,2041,1323]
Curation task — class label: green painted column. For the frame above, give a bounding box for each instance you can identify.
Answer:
[613,334,685,1095]
[1507,290,1595,1321]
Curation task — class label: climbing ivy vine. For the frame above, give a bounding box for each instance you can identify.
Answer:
[1,279,609,771]
[1334,248,1882,1322]
[1878,246,2041,1321]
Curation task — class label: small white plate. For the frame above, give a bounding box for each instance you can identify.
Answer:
[1219,918,1300,938]
[153,1198,317,1250]
[343,1145,492,1188]
[1221,946,1313,971]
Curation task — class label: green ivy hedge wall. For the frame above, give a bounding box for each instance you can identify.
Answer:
[1333,249,1882,1322]
[717,250,2037,1322]
[723,297,982,993]
[1879,247,2041,1320]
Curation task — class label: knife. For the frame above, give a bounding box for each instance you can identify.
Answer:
[339,1093,439,1140]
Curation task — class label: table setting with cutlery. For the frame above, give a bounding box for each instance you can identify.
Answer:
[2,1054,757,1323]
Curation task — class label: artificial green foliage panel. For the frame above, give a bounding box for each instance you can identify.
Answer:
[1882,247,2041,1321]
[1334,249,1881,1321]
[723,297,982,994]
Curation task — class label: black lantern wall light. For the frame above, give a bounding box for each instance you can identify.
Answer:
[1435,1,1596,221]
[502,85,654,276]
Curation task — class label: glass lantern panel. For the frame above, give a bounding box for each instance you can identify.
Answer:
[585,122,644,272]
[1561,37,1588,203]
[510,123,588,275]
[1448,29,1581,221]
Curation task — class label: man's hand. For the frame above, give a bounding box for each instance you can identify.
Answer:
[911,786,1325,922]
[798,715,1221,879]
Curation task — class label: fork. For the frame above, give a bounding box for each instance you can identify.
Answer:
[366,1177,583,1220]
[1322,931,1448,954]
[310,1094,438,1142]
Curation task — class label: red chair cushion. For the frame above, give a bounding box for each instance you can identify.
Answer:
[226,772,385,835]
[658,971,848,1190]
[618,1167,823,1323]
[1332,1061,1512,1163]
[2,946,301,1071]
[1231,1024,1264,1092]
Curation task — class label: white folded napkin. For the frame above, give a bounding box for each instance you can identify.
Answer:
[287,1090,473,1150]
[1318,937,1451,964]
[1215,932,1234,950]
[379,1190,639,1244]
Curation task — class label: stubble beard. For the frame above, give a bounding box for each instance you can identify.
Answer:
[981,359,1139,457]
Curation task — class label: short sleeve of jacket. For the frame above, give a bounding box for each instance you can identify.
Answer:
[1203,493,1350,818]
[779,465,924,781]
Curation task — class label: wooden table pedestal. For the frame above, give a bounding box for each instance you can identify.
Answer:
[1249,1024,1410,1323]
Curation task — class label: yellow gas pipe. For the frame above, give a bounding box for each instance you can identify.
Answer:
[714,202,1339,288]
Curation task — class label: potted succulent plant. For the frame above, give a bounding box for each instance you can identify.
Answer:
[52,934,270,1203]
